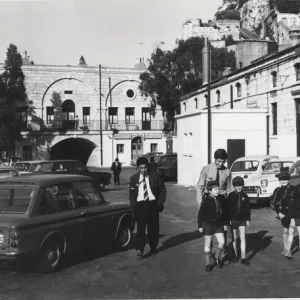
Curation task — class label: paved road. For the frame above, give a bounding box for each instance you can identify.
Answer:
[1,169,300,299]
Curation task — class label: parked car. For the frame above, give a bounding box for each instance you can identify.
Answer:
[243,157,300,206]
[157,153,177,168]
[0,165,20,178]
[0,174,134,273]
[14,160,111,191]
[144,152,163,162]
[158,155,177,181]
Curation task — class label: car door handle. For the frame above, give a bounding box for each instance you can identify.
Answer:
[80,211,87,217]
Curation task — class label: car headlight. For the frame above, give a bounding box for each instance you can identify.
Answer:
[261,179,268,188]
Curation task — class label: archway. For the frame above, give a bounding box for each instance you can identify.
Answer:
[50,138,96,165]
[131,136,143,161]
[62,99,75,129]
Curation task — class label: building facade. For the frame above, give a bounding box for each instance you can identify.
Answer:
[9,60,173,167]
[176,42,300,185]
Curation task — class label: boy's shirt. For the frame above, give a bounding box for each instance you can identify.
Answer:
[274,185,295,216]
[198,194,228,228]
[227,190,251,221]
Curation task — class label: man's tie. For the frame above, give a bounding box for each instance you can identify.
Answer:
[216,168,220,187]
[143,177,149,201]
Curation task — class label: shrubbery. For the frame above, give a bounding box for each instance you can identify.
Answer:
[215,9,240,20]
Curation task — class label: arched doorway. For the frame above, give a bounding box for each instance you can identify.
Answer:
[132,136,143,161]
[62,99,75,129]
[50,138,96,165]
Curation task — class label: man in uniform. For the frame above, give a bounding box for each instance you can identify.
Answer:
[195,148,233,263]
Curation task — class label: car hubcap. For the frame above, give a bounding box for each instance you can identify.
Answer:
[120,228,130,246]
[46,247,59,267]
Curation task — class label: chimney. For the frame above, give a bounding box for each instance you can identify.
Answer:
[202,38,211,85]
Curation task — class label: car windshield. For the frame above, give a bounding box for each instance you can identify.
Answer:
[262,162,294,174]
[162,158,177,167]
[0,184,36,213]
[14,163,31,172]
[231,160,259,172]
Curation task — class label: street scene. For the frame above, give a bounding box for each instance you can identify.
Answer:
[0,168,300,300]
[1,0,300,299]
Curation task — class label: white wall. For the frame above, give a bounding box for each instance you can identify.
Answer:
[176,109,268,186]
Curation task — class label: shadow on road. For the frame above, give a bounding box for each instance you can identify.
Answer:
[155,230,201,254]
[246,230,273,261]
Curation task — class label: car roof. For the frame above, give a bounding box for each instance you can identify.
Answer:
[14,160,82,164]
[0,174,91,187]
[233,155,278,162]
[268,157,300,162]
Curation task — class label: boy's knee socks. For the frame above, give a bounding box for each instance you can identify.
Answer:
[204,251,211,265]
[215,246,224,259]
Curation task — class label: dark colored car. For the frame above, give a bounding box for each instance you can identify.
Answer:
[14,160,111,191]
[158,155,177,181]
[0,174,134,273]
[157,153,177,168]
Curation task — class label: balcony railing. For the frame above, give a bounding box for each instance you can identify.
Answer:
[25,119,164,132]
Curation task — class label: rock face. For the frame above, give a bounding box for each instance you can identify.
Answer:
[217,0,239,12]
[240,0,270,38]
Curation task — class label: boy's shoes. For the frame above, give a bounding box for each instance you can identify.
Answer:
[285,251,293,259]
[222,255,230,265]
[136,250,143,259]
[215,258,223,269]
[205,264,213,272]
[241,259,250,265]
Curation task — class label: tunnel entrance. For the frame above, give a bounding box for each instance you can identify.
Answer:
[50,138,97,165]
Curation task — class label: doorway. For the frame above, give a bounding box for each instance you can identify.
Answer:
[62,100,75,129]
[132,136,143,161]
[142,108,151,130]
[227,139,245,168]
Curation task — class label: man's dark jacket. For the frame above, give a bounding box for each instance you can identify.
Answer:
[111,162,122,174]
[129,171,166,208]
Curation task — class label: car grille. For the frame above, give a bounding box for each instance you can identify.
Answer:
[243,186,260,194]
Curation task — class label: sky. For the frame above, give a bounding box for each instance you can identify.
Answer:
[0,0,222,68]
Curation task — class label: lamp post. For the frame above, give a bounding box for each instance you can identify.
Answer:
[99,64,103,167]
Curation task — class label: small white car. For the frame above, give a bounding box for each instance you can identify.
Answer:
[243,157,300,205]
[230,155,279,205]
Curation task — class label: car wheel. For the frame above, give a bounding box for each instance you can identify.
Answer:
[116,222,132,250]
[98,181,105,192]
[37,239,64,274]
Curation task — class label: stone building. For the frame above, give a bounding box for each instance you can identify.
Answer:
[176,42,300,185]
[10,56,173,167]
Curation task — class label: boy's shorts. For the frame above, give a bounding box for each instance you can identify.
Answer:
[281,217,290,229]
[202,222,224,236]
[231,220,247,230]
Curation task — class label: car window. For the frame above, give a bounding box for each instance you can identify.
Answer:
[263,162,294,174]
[290,166,300,177]
[33,163,54,172]
[231,160,259,172]
[39,182,75,215]
[0,184,36,213]
[15,163,31,172]
[73,181,105,207]
[52,162,72,172]
[72,162,86,172]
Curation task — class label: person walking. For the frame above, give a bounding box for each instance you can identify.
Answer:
[273,171,296,259]
[227,176,251,265]
[129,156,166,258]
[195,148,233,263]
[148,156,158,173]
[198,181,228,272]
[111,158,122,185]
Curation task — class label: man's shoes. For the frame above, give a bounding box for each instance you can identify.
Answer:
[205,264,213,272]
[285,251,293,259]
[136,250,143,259]
[215,258,223,269]
[222,255,230,265]
[232,256,239,263]
[241,259,250,265]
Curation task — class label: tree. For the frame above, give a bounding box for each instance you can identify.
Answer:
[0,44,27,156]
[139,37,236,131]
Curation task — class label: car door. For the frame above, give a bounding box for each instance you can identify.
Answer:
[72,181,115,251]
[290,164,300,185]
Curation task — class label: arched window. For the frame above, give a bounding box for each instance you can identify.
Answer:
[294,63,300,81]
[216,90,220,103]
[183,102,186,113]
[271,71,277,88]
[204,94,208,106]
[62,100,75,120]
[235,82,241,97]
[194,98,198,109]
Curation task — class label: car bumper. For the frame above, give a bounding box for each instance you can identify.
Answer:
[247,195,272,205]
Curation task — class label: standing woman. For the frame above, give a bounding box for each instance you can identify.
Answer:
[198,181,228,272]
[227,176,251,265]
[273,171,295,258]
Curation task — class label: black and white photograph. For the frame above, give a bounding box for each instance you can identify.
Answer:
[0,0,300,299]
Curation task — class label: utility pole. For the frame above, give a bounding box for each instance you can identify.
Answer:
[202,38,212,164]
[99,64,103,166]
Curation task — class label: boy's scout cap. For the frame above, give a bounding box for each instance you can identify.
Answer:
[276,171,290,180]
[207,181,219,191]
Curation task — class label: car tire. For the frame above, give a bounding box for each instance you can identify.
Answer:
[36,239,64,274]
[98,181,105,192]
[116,222,132,251]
